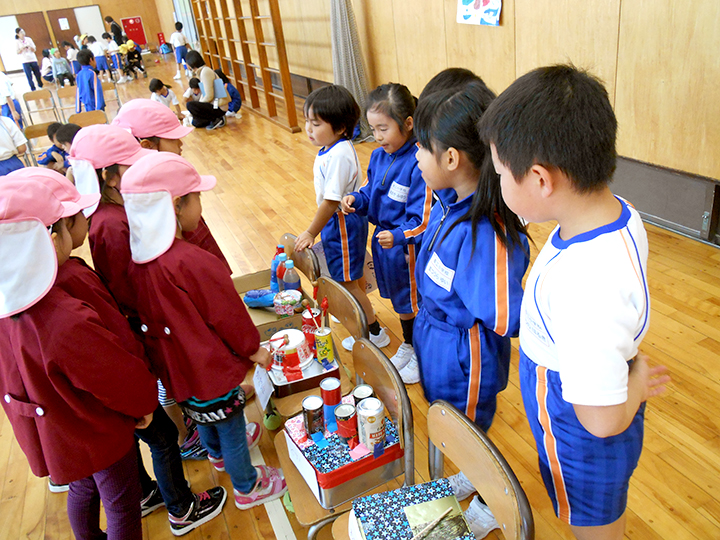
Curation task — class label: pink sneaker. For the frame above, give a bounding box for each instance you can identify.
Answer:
[234,465,287,510]
[208,422,262,472]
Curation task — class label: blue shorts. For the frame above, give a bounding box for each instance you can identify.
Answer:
[371,230,418,314]
[414,307,510,431]
[111,53,122,70]
[175,45,188,65]
[519,350,645,526]
[95,55,110,71]
[321,211,368,282]
[0,156,24,175]
[1,100,23,129]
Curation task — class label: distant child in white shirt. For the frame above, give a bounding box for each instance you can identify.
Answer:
[150,79,182,119]
[87,36,111,81]
[169,22,191,80]
[104,33,126,83]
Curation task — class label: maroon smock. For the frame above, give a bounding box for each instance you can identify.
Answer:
[90,204,232,320]
[129,238,258,403]
[55,257,147,364]
[0,286,158,484]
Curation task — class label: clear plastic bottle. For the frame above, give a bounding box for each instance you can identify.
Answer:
[282,259,301,292]
[270,244,284,293]
[276,253,288,291]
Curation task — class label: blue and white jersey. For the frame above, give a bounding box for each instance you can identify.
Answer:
[415,193,529,333]
[520,197,650,406]
[350,137,432,246]
[313,139,361,206]
[76,66,105,112]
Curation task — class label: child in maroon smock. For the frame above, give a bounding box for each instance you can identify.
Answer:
[0,171,157,540]
[122,152,287,510]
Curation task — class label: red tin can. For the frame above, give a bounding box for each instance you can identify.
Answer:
[319,377,341,407]
[334,403,358,447]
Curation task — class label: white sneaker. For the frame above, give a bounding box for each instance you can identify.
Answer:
[117,76,128,83]
[173,72,182,80]
[225,110,236,117]
[389,343,415,371]
[464,496,499,539]
[398,356,420,384]
[369,327,390,348]
[341,335,355,351]
[448,471,475,502]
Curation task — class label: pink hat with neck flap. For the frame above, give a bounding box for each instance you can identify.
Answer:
[112,98,193,140]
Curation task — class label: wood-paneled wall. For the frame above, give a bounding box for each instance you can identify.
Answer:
[275,0,720,181]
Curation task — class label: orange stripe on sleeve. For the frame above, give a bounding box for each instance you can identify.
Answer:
[407,244,418,313]
[337,213,351,282]
[465,325,482,422]
[494,232,509,335]
[536,366,572,522]
[404,185,432,238]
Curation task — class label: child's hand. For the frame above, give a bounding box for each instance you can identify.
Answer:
[630,352,671,402]
[340,195,356,214]
[377,231,395,249]
[249,347,272,369]
[295,231,315,252]
[135,412,154,429]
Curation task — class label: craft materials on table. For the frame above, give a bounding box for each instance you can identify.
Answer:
[273,289,302,316]
[269,328,312,381]
[356,397,386,455]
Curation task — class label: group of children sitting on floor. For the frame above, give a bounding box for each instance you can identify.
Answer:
[0,62,669,540]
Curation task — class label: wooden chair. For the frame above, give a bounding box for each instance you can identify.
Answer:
[271,275,367,418]
[274,337,414,540]
[279,232,321,283]
[23,121,57,166]
[101,81,122,111]
[56,86,76,122]
[22,89,60,124]
[332,400,534,539]
[67,110,108,127]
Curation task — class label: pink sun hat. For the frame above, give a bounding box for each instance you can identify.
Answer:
[5,167,100,215]
[0,175,98,318]
[121,152,216,263]
[112,98,193,140]
[68,124,154,216]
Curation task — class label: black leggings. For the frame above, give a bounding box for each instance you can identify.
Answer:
[186,101,226,128]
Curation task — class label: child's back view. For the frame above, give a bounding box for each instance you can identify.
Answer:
[479,65,670,540]
[75,49,105,112]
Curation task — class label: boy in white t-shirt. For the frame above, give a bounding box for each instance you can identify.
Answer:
[87,36,111,81]
[0,115,27,175]
[170,22,191,80]
[479,65,671,540]
[149,79,182,119]
[0,71,23,128]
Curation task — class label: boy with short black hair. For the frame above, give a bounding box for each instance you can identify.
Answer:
[76,49,105,112]
[37,122,69,172]
[170,22,191,80]
[478,64,670,540]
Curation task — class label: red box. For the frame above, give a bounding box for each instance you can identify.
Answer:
[158,32,166,45]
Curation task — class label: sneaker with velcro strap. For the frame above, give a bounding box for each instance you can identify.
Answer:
[168,486,227,536]
[141,481,165,517]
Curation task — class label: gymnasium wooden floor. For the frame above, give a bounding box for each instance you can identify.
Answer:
[1,53,719,540]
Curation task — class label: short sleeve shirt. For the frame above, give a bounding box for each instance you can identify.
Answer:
[312,139,361,207]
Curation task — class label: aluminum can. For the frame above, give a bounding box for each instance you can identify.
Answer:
[301,308,321,349]
[320,377,341,406]
[352,383,374,406]
[315,327,334,364]
[334,404,358,447]
[302,395,324,435]
[356,397,385,450]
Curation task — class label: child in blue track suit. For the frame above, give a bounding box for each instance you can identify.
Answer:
[479,65,670,539]
[341,83,432,381]
[413,82,530,519]
[75,49,105,113]
[296,86,388,347]
[214,69,241,116]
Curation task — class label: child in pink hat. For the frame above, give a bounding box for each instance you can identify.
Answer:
[0,170,157,540]
[111,98,232,274]
[122,152,288,510]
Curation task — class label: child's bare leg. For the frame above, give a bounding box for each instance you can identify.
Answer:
[163,403,188,446]
[571,513,626,540]
[343,279,376,326]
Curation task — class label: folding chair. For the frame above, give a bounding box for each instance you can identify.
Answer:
[56,86,76,122]
[67,110,108,128]
[23,121,57,166]
[275,337,414,540]
[271,275,367,418]
[101,81,122,111]
[22,90,60,124]
[279,232,321,283]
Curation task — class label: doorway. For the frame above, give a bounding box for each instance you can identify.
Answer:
[47,9,81,49]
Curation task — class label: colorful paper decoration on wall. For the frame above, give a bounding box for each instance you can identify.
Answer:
[457,0,502,26]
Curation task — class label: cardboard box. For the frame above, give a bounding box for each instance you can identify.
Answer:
[232,270,310,341]
[268,359,341,398]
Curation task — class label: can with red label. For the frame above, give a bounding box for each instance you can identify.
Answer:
[302,308,321,350]
[302,395,325,435]
[356,397,385,450]
[320,377,341,406]
[334,404,358,447]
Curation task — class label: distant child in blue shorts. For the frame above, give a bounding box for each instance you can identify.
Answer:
[170,22,190,80]
[479,64,670,540]
[87,36,111,82]
[75,49,105,112]
[341,83,431,379]
[295,85,386,347]
[214,69,241,117]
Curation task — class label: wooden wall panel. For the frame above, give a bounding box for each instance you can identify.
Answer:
[615,0,720,179]
[514,0,621,103]
[443,0,516,95]
[352,0,399,88]
[279,0,333,83]
[391,0,447,96]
